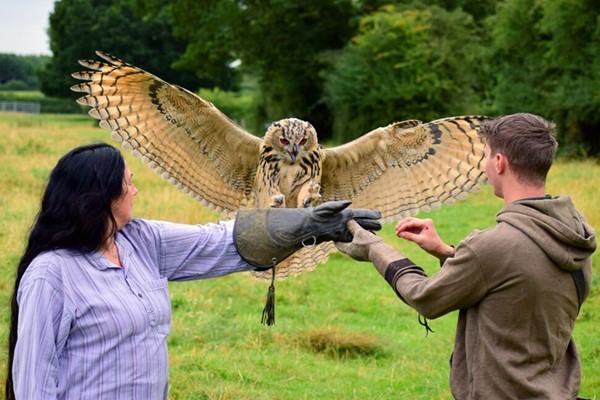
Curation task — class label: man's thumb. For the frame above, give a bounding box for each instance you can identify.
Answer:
[346,219,361,234]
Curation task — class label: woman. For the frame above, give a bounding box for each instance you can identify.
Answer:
[6,143,380,399]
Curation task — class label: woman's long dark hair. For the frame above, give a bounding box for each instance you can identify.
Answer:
[5,143,125,400]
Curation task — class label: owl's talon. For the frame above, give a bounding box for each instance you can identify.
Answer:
[300,181,322,208]
[270,194,285,208]
[312,183,321,198]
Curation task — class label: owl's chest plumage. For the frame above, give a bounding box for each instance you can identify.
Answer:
[255,146,322,208]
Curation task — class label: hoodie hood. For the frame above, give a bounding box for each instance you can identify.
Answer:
[497,196,596,272]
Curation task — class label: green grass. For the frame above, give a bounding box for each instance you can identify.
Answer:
[0,112,598,399]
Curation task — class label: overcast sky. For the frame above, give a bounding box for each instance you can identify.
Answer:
[0,0,56,55]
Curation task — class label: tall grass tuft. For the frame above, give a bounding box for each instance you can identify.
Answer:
[298,328,385,359]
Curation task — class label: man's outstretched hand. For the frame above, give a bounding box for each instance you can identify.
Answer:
[395,218,455,262]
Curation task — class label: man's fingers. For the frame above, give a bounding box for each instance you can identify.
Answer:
[397,230,418,242]
[395,218,425,234]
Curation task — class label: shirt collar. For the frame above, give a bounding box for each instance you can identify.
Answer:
[87,231,134,271]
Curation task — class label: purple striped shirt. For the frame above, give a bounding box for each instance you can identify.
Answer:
[13,218,254,399]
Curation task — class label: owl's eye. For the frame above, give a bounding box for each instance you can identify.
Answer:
[280,137,289,145]
[299,138,307,145]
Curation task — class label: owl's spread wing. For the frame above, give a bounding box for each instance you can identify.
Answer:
[71,51,262,216]
[321,116,489,223]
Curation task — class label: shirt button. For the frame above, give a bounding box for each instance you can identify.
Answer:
[138,293,143,298]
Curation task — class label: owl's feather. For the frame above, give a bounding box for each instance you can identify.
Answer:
[72,51,489,280]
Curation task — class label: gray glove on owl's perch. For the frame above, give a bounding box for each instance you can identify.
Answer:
[233,201,382,270]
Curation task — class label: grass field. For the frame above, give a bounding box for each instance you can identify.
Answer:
[0,113,598,399]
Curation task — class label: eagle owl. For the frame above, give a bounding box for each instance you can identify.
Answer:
[258,118,322,209]
[71,51,489,279]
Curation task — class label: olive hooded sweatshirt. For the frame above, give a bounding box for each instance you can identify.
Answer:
[389,196,596,399]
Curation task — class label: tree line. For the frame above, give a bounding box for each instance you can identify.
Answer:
[0,54,49,90]
[4,0,600,155]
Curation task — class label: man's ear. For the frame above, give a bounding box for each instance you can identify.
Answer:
[495,153,507,174]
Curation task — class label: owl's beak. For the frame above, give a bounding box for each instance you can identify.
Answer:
[288,145,298,162]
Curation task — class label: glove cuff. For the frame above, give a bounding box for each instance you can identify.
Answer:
[233,208,305,269]
[381,258,427,305]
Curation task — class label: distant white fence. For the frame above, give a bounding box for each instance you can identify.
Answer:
[0,101,41,114]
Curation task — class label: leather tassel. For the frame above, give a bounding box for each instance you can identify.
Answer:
[261,258,277,326]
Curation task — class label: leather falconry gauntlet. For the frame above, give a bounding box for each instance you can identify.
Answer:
[233,200,382,270]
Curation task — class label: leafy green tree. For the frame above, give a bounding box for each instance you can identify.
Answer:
[428,0,499,21]
[127,1,497,139]
[128,0,360,137]
[487,0,600,155]
[237,0,359,135]
[322,4,485,141]
[0,54,49,90]
[39,0,200,98]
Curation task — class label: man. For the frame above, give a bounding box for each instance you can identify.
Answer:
[336,113,596,399]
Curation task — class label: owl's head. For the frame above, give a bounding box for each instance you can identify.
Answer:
[265,118,318,163]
